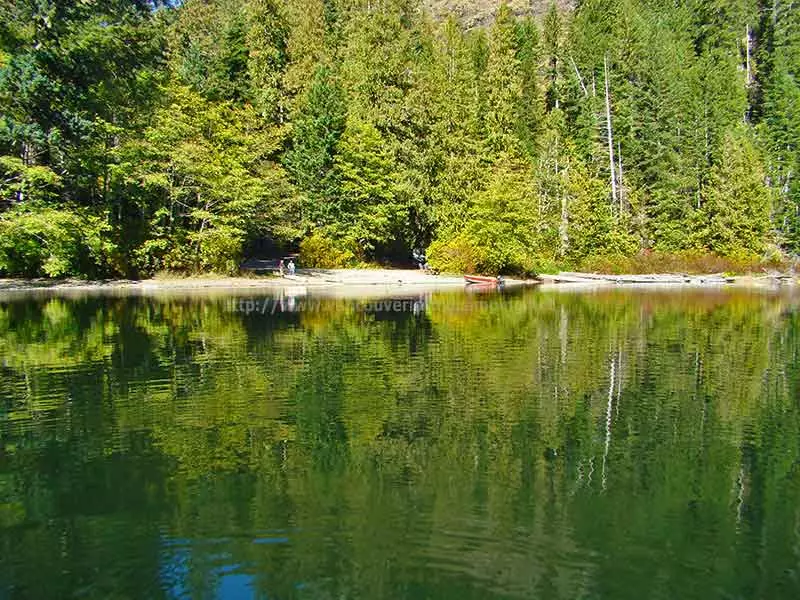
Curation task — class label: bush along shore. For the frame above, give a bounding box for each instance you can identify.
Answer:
[1,1,799,280]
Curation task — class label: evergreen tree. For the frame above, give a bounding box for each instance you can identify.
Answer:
[461,156,538,273]
[696,129,772,255]
[283,0,328,108]
[542,2,564,111]
[169,0,250,102]
[514,17,545,158]
[483,3,523,156]
[333,117,406,257]
[425,18,486,240]
[285,65,347,229]
[759,1,800,251]
[245,0,288,120]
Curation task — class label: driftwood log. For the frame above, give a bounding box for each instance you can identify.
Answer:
[539,272,737,285]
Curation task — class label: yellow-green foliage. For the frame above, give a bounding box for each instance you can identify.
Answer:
[299,232,356,268]
[695,129,773,255]
[427,233,552,276]
[562,163,639,262]
[192,225,246,275]
[579,250,775,275]
[116,83,294,276]
[427,234,480,274]
[0,157,62,203]
[428,157,544,276]
[0,205,115,277]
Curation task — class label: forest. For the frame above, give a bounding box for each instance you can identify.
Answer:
[0,0,798,277]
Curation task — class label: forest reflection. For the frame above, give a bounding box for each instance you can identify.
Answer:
[1,287,799,599]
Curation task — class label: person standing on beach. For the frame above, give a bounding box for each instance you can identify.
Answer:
[278,259,285,276]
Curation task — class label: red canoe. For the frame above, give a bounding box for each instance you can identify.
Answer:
[464,275,502,285]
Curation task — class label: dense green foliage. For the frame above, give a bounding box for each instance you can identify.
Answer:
[1,289,800,597]
[0,0,798,276]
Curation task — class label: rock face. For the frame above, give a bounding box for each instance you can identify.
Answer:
[422,0,575,29]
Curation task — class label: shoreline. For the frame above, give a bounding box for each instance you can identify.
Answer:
[0,269,467,294]
[0,268,796,295]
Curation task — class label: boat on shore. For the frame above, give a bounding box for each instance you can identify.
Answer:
[464,275,502,285]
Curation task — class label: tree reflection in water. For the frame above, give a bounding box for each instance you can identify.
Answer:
[1,287,799,599]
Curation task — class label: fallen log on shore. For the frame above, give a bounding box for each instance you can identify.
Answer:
[537,273,613,284]
[539,272,737,285]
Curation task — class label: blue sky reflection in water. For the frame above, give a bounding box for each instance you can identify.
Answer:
[1,286,800,599]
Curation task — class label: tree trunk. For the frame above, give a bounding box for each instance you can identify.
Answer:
[604,55,618,207]
[745,24,752,88]
[556,139,569,258]
[570,56,588,97]
[617,140,624,214]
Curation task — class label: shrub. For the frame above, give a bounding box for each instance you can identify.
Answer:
[522,254,560,275]
[427,234,481,274]
[299,232,355,268]
[578,253,633,275]
[0,205,116,278]
[578,250,774,275]
[192,225,245,275]
[427,233,545,277]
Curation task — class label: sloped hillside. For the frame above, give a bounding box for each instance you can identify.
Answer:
[422,0,575,28]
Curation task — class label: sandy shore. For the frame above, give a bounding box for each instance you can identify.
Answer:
[0,268,468,294]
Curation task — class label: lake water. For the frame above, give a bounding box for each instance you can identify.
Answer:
[1,285,799,599]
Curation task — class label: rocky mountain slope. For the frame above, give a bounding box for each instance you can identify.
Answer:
[422,0,575,28]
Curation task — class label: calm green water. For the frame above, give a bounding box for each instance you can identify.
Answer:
[1,286,799,599]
